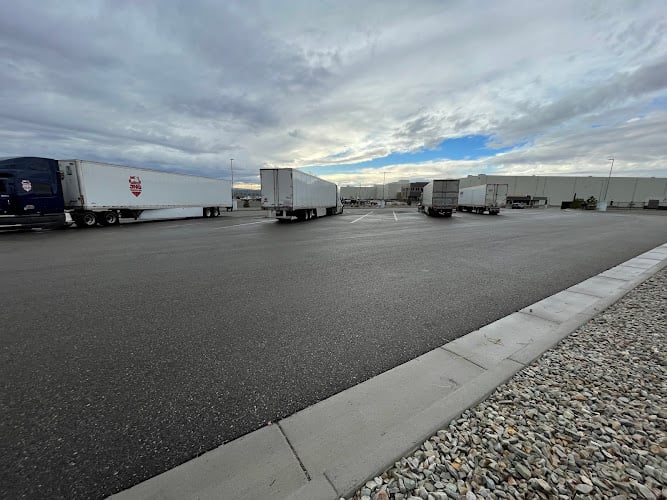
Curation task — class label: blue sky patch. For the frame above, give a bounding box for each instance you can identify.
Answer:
[648,95,667,110]
[310,135,518,173]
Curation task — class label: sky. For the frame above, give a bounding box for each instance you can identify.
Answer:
[1,1,666,189]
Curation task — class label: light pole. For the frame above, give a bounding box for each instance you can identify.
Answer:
[230,158,234,197]
[383,171,386,202]
[602,157,614,201]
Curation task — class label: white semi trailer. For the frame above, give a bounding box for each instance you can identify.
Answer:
[419,179,460,217]
[59,159,233,227]
[260,168,342,221]
[458,183,508,215]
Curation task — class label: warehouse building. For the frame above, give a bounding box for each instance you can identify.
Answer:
[402,182,429,203]
[341,174,667,208]
[460,174,667,208]
[340,180,410,201]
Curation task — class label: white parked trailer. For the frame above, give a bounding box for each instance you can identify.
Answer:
[260,168,342,221]
[58,159,233,227]
[458,183,508,215]
[419,179,460,217]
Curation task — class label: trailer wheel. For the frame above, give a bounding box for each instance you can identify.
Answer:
[75,211,98,228]
[203,207,212,218]
[97,211,119,226]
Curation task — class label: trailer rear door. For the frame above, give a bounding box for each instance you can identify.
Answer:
[261,169,294,209]
[433,179,459,208]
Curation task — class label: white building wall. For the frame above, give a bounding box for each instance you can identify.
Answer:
[635,178,667,201]
[345,175,667,205]
[512,177,542,197]
[340,186,379,199]
[460,175,667,206]
[341,183,410,200]
[384,180,409,199]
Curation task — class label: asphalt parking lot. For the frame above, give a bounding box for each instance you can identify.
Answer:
[1,207,666,499]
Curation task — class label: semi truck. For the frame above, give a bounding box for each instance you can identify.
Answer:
[0,156,233,229]
[458,183,508,215]
[260,168,342,221]
[418,179,460,217]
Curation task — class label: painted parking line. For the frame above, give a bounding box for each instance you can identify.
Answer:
[393,211,398,221]
[350,211,374,224]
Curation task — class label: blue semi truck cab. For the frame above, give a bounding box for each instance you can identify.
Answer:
[0,157,66,229]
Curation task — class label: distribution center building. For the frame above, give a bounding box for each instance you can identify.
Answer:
[341,174,667,208]
[460,174,667,208]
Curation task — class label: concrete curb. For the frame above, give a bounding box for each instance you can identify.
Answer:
[109,243,667,500]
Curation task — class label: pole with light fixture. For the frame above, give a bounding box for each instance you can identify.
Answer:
[230,158,234,197]
[602,157,614,201]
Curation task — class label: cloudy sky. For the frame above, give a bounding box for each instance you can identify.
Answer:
[1,0,666,188]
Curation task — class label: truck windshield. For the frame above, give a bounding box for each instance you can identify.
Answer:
[30,183,53,195]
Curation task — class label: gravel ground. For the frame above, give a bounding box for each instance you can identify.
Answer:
[349,268,667,500]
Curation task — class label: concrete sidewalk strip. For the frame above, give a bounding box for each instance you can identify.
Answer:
[279,349,484,496]
[107,242,667,500]
[442,312,559,370]
[518,289,607,323]
[109,425,308,500]
[621,256,666,269]
[568,274,629,297]
[641,245,667,255]
[320,358,525,497]
[601,263,653,280]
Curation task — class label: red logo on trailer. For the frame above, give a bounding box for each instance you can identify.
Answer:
[129,176,142,197]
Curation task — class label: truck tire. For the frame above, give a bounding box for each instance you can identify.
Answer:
[97,211,119,226]
[203,207,212,218]
[76,211,98,228]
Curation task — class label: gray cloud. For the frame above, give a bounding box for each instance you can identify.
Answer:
[1,0,666,185]
[498,57,667,144]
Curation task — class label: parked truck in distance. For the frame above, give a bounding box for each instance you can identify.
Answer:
[0,156,233,229]
[261,168,342,221]
[458,183,508,215]
[419,179,460,217]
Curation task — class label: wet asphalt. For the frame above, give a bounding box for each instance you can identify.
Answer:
[1,207,666,499]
